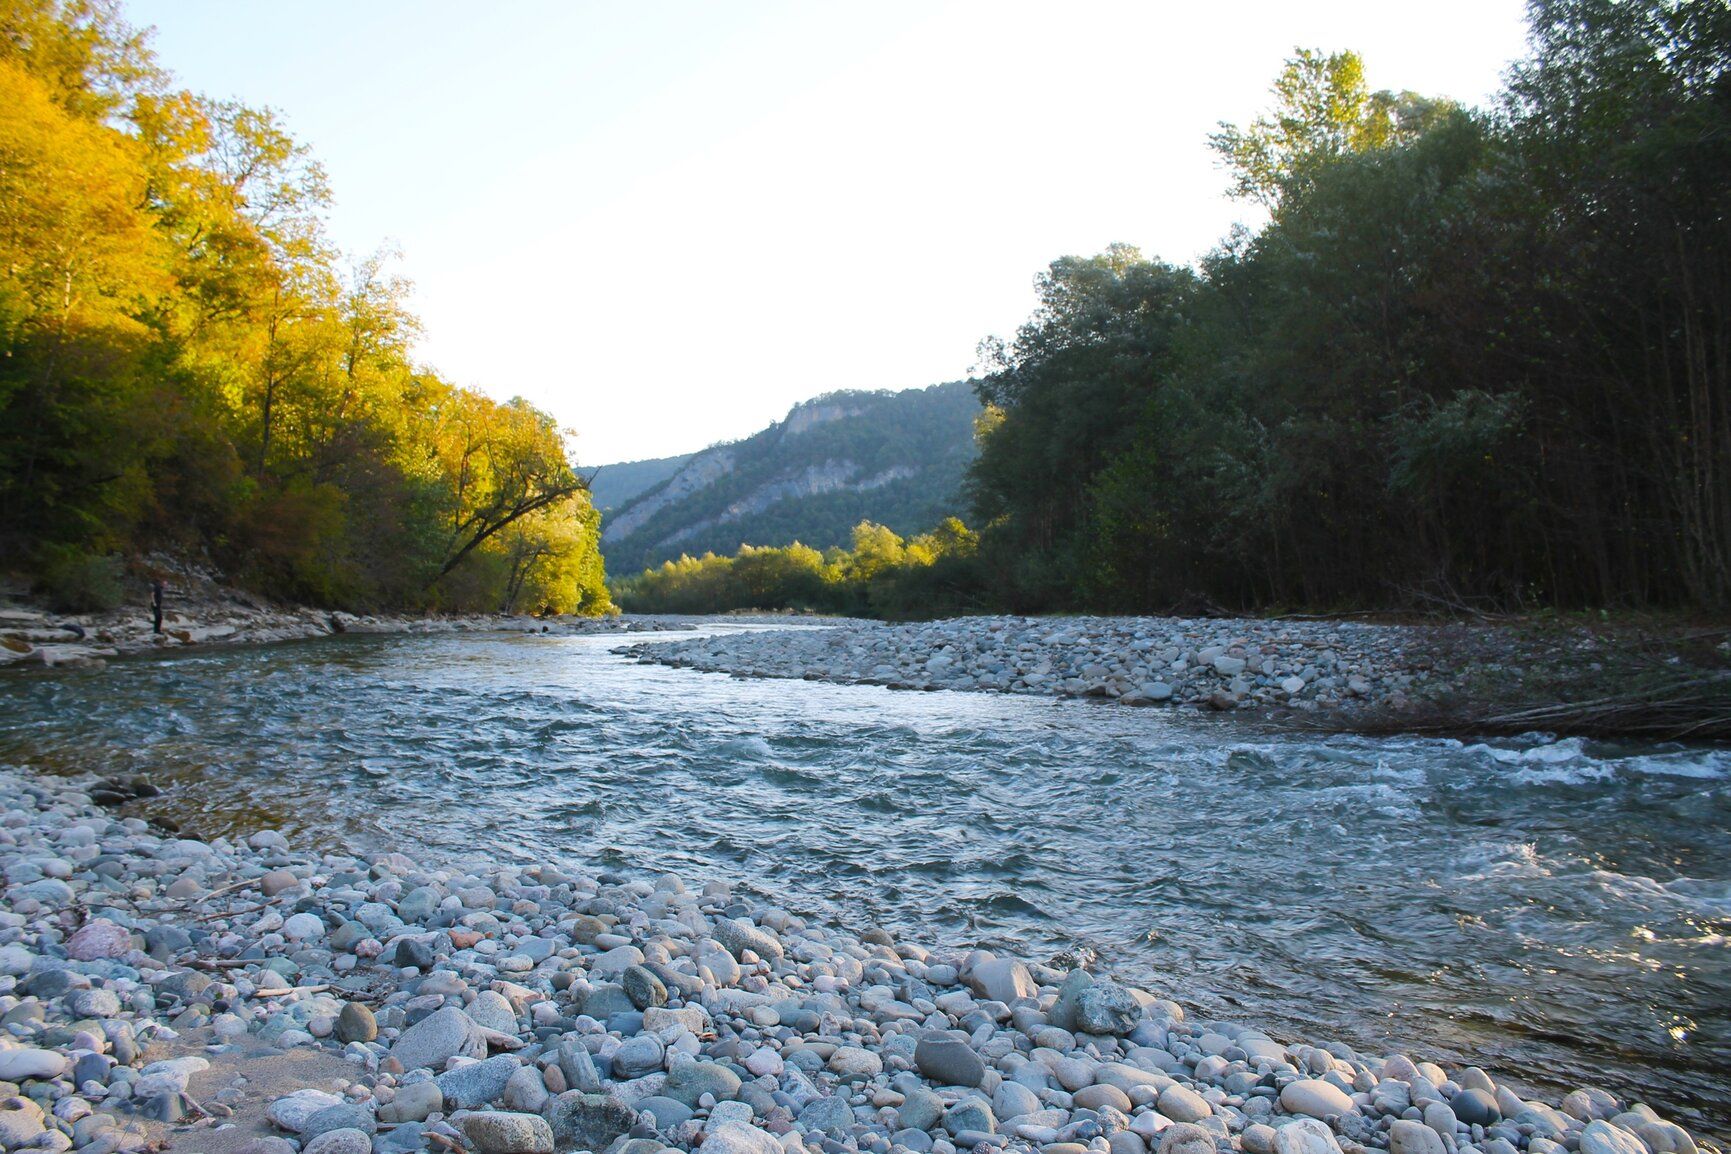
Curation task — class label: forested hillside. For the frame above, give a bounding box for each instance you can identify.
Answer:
[600,382,979,572]
[0,1,610,615]
[969,0,1730,615]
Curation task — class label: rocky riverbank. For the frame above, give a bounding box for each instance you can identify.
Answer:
[0,769,1712,1154]
[621,616,1499,718]
[0,564,682,670]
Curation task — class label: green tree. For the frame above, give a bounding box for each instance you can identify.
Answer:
[1209,48,1452,207]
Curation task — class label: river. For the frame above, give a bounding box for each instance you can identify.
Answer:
[0,625,1726,1136]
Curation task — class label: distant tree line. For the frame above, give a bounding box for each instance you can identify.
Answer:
[612,518,982,619]
[969,0,1731,614]
[0,1,611,614]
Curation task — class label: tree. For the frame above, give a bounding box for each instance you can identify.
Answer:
[1209,48,1452,207]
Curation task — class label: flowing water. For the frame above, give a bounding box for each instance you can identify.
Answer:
[1,627,1727,1137]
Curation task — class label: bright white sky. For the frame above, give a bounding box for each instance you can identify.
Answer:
[126,0,1531,464]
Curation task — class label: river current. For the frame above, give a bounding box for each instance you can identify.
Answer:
[0,626,1726,1136]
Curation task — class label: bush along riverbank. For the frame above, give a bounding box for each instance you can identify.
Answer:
[0,769,1715,1154]
[622,616,1731,740]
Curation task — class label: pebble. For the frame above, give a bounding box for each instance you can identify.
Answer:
[0,765,1701,1154]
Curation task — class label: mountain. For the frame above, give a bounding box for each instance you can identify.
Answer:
[584,453,695,513]
[600,382,980,573]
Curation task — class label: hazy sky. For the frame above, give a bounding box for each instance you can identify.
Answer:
[126,1,1532,464]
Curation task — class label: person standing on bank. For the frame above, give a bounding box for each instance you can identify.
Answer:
[151,579,164,635]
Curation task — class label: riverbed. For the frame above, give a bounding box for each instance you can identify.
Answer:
[0,626,1725,1136]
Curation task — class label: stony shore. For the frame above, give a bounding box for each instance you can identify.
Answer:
[0,768,1711,1154]
[621,616,1499,718]
[0,571,684,670]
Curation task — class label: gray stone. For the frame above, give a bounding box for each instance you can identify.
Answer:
[613,1034,665,1080]
[800,1095,855,1137]
[336,1002,377,1044]
[267,1090,345,1133]
[0,1109,45,1148]
[1274,1119,1342,1154]
[1580,1121,1649,1154]
[1390,1120,1449,1154]
[378,1082,442,1124]
[303,1129,372,1154]
[1454,1088,1500,1127]
[1158,1123,1217,1154]
[664,1059,740,1107]
[621,965,667,1010]
[374,1123,427,1154]
[466,990,518,1033]
[967,957,1037,1004]
[1076,1084,1134,1113]
[398,886,441,923]
[547,1091,638,1152]
[502,1066,549,1114]
[914,1031,985,1087]
[1077,979,1142,1035]
[65,987,122,1018]
[1159,1084,1212,1123]
[942,1097,994,1137]
[635,1096,694,1129]
[702,1122,784,1154]
[710,917,784,962]
[1049,969,1094,1032]
[394,938,434,969]
[898,1086,946,1132]
[557,1040,602,1093]
[1635,1121,1697,1154]
[828,1046,882,1080]
[303,1104,376,1141]
[992,1081,1041,1119]
[1280,1079,1355,1120]
[391,1005,486,1072]
[435,1055,521,1109]
[0,1047,67,1082]
[461,1111,555,1154]
[66,920,132,961]
[577,983,635,1019]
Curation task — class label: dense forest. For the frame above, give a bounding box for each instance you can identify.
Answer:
[0,1,611,614]
[601,383,978,573]
[970,0,1731,615]
[614,0,1729,620]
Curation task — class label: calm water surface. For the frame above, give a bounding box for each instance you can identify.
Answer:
[0,628,1727,1137]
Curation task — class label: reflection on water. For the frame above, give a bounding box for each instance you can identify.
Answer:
[1,629,1728,1137]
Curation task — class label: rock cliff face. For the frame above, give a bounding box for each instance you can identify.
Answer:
[597,382,979,573]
